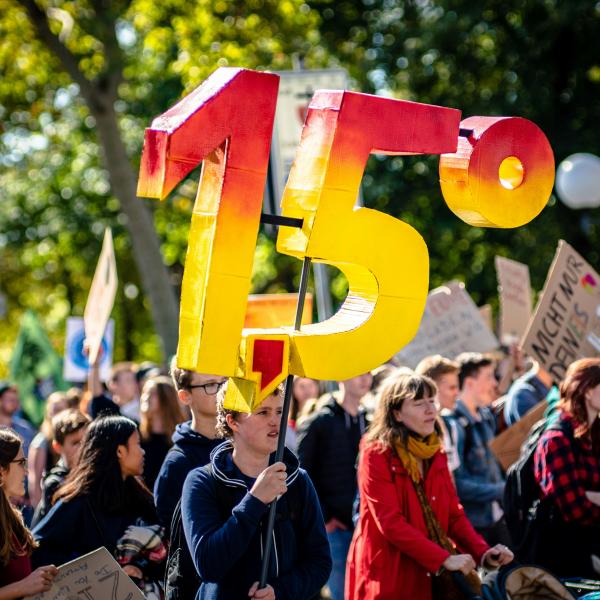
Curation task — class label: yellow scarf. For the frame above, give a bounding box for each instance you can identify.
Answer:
[395,433,440,483]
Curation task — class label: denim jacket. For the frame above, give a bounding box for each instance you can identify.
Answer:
[448,400,505,529]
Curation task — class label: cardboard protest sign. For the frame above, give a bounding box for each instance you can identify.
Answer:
[244,294,313,329]
[24,546,143,600]
[522,240,600,384]
[489,400,547,471]
[396,281,499,368]
[64,317,114,383]
[495,256,533,345]
[84,228,117,365]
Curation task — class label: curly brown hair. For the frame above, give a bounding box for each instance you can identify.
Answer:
[216,383,285,438]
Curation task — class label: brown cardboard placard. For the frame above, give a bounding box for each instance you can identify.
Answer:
[521,240,600,385]
[24,546,144,600]
[396,280,499,368]
[489,400,547,471]
[495,256,533,345]
[83,228,118,365]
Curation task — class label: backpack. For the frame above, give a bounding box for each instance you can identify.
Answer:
[164,463,302,600]
[503,416,573,555]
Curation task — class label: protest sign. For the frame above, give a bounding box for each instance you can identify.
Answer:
[84,228,117,366]
[479,304,494,332]
[24,546,144,600]
[396,281,499,368]
[244,294,313,329]
[495,256,533,345]
[64,317,114,383]
[489,400,547,471]
[522,240,600,384]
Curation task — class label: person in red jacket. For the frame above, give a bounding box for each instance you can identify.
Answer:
[346,371,513,600]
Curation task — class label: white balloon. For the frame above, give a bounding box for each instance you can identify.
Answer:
[556,152,600,209]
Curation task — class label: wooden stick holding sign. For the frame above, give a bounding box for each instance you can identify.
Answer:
[83,228,118,366]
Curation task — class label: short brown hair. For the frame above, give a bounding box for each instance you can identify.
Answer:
[455,353,493,389]
[415,355,459,383]
[169,356,195,391]
[52,409,90,445]
[216,383,284,439]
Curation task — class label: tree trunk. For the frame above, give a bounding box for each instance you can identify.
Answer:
[93,102,180,360]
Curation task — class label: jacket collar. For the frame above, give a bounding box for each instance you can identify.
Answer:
[210,440,300,490]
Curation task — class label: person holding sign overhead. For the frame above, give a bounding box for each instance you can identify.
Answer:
[0,428,58,598]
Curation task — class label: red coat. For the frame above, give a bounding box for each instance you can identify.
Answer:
[346,439,489,600]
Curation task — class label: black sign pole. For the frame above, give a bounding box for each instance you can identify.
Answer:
[258,255,311,589]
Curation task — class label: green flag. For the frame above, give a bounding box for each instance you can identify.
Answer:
[9,310,67,425]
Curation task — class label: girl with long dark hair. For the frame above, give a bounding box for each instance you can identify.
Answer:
[0,428,58,598]
[346,371,512,600]
[533,357,600,577]
[32,416,161,581]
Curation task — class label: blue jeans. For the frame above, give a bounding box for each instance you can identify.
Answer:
[326,528,353,600]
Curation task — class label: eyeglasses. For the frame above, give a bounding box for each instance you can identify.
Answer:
[11,458,27,468]
[187,380,226,395]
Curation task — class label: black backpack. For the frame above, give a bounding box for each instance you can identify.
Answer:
[164,464,302,600]
[503,416,573,554]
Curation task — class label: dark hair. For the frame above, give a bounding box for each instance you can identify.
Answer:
[559,358,600,446]
[366,372,439,450]
[54,416,154,516]
[169,356,195,391]
[415,355,459,383]
[0,429,37,564]
[110,362,137,384]
[52,409,90,445]
[216,383,284,439]
[456,352,493,389]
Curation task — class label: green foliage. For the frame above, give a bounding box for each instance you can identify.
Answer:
[0,0,325,375]
[310,0,600,309]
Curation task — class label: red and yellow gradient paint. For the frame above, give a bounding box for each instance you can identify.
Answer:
[137,68,279,389]
[137,67,555,412]
[276,91,461,381]
[439,116,555,227]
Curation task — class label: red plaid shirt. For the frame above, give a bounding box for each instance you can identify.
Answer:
[534,411,600,525]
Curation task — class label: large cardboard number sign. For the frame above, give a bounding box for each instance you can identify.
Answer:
[138,67,554,411]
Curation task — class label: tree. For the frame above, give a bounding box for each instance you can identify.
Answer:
[309,0,600,306]
[0,0,324,370]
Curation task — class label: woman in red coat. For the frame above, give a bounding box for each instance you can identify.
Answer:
[346,371,513,600]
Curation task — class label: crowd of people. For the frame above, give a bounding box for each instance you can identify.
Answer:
[0,347,599,599]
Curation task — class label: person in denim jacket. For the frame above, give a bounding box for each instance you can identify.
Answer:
[449,353,512,547]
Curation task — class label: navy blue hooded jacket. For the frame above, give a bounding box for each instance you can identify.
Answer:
[154,421,222,533]
[182,441,331,600]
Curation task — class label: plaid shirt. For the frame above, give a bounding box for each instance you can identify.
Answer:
[534,411,600,525]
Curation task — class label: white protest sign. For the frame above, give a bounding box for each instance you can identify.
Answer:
[64,317,114,383]
[396,281,499,368]
[84,228,117,365]
[495,256,533,345]
[24,546,144,600]
[522,240,600,384]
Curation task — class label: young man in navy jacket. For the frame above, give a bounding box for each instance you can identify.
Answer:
[182,385,331,599]
[153,359,225,533]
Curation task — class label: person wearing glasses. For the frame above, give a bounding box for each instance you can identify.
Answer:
[153,357,227,534]
[0,428,58,598]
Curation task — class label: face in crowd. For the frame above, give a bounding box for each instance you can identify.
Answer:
[116,429,145,479]
[0,387,20,418]
[0,442,27,498]
[228,393,283,456]
[435,372,460,411]
[340,373,373,399]
[466,364,497,407]
[179,374,227,419]
[394,394,438,438]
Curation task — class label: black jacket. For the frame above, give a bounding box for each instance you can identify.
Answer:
[296,397,367,529]
[182,441,331,599]
[153,421,222,533]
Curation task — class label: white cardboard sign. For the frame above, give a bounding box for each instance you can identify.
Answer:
[64,317,114,383]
